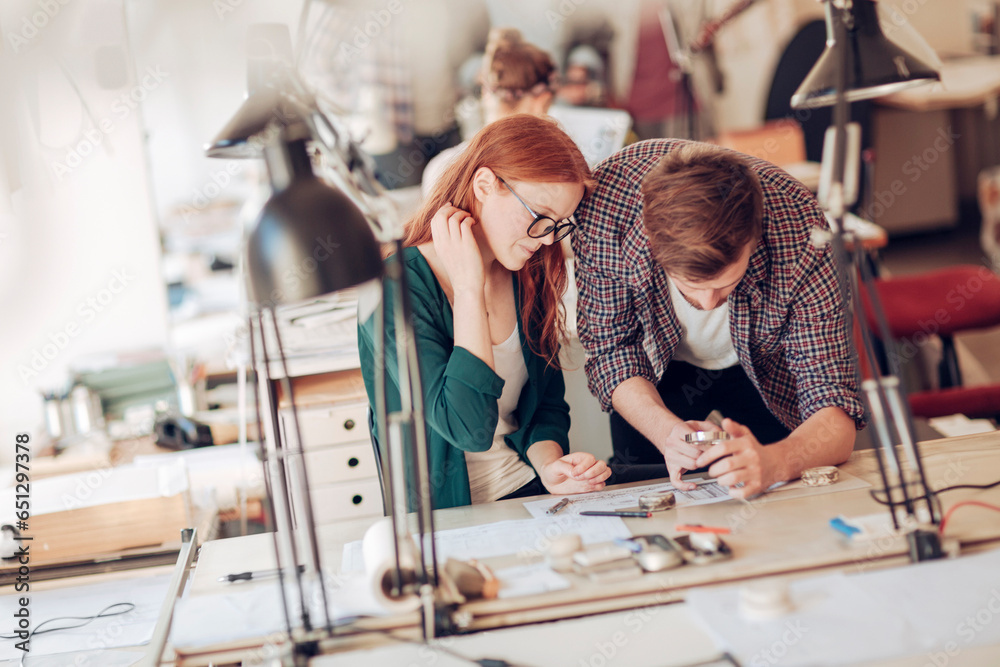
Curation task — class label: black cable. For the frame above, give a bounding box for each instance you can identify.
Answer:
[0,602,136,640]
[935,479,1000,494]
[386,634,521,667]
[869,477,1000,506]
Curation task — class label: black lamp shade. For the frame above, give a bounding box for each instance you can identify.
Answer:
[791,0,940,109]
[246,176,383,307]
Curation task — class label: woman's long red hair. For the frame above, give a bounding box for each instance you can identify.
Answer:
[404,114,594,367]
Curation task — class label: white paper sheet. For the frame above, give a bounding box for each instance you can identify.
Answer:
[0,574,170,661]
[494,563,570,599]
[341,515,631,575]
[524,471,871,519]
[421,515,631,562]
[172,570,411,652]
[686,547,1000,666]
[0,650,144,667]
[522,478,733,518]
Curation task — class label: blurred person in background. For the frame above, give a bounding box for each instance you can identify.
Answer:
[422,28,557,199]
[301,0,488,189]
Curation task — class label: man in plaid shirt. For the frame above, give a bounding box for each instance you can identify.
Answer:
[573,140,865,498]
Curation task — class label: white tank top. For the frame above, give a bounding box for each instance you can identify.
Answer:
[668,277,739,370]
[465,323,537,504]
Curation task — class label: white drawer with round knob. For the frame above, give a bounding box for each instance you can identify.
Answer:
[279,402,368,449]
[303,442,377,486]
[309,478,383,524]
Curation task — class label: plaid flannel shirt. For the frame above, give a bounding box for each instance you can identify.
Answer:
[573,139,865,430]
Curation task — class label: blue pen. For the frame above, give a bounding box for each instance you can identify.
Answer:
[830,517,860,538]
[614,537,643,553]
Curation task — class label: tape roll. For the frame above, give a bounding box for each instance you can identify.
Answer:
[361,518,422,613]
[801,466,839,486]
[638,491,676,511]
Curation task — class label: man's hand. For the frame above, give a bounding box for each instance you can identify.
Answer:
[537,452,611,495]
[695,418,777,499]
[661,420,719,491]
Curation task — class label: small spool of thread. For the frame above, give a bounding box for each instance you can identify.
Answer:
[638,490,676,512]
[801,466,839,486]
[739,580,795,621]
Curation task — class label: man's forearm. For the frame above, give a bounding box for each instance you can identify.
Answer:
[610,377,684,454]
[766,406,855,482]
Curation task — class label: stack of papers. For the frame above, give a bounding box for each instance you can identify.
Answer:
[686,547,1000,666]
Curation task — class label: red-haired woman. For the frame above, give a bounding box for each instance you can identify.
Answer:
[359,114,610,510]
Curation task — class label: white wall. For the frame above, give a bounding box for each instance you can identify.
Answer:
[0,0,170,460]
[0,0,302,462]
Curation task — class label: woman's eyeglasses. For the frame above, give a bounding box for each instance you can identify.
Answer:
[498,177,576,242]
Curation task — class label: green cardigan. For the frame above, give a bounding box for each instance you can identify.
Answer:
[357,246,570,510]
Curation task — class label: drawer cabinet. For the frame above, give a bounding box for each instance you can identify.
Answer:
[278,393,382,526]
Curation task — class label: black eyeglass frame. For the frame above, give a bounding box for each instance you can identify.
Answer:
[498,177,577,242]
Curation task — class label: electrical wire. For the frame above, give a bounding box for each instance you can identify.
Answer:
[0,602,135,667]
[0,602,135,640]
[935,479,1000,494]
[384,632,740,667]
[938,501,1000,537]
[386,634,519,667]
[868,477,1000,506]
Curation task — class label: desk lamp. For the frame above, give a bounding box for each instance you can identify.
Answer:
[792,0,943,561]
[206,24,448,660]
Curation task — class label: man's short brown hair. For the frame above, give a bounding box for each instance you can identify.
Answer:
[641,143,764,281]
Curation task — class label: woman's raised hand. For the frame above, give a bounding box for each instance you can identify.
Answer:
[430,204,485,295]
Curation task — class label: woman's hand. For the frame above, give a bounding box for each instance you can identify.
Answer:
[430,204,484,295]
[537,451,611,495]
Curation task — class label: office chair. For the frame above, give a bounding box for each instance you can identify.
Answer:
[860,265,1000,420]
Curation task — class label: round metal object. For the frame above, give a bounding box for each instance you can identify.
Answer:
[638,491,676,512]
[801,466,840,486]
[635,548,684,572]
[684,431,731,445]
